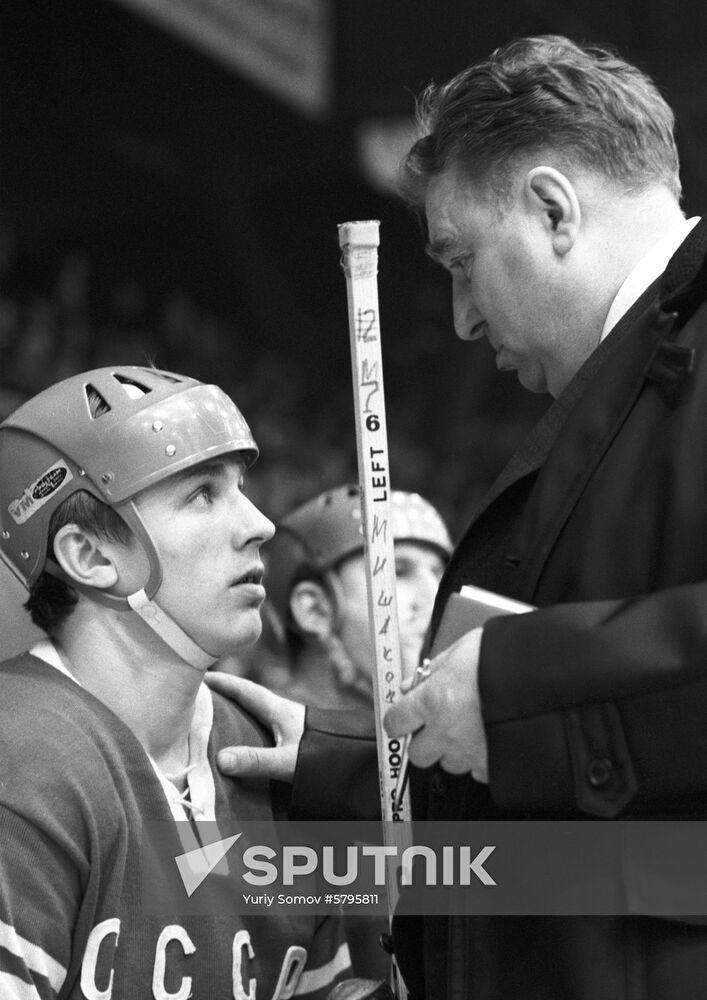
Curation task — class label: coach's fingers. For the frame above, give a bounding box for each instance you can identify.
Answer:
[206,672,306,742]
[216,744,298,782]
[205,673,296,727]
[383,680,430,740]
[206,672,305,782]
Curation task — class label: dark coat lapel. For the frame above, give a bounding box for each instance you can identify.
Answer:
[509,214,707,600]
[512,297,673,600]
[433,280,665,620]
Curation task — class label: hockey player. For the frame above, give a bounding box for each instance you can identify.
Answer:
[264,484,453,711]
[0,366,351,999]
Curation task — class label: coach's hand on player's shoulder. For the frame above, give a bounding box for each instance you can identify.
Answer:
[206,673,305,782]
[384,627,488,782]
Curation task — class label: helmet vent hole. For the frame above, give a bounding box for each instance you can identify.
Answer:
[85,385,111,418]
[113,374,151,397]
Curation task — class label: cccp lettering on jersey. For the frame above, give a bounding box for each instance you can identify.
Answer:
[80,919,308,1000]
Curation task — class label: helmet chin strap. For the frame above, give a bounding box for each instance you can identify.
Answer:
[126,589,217,670]
[117,499,219,670]
[46,499,219,671]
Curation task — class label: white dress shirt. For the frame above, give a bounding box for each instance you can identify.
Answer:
[600,217,701,341]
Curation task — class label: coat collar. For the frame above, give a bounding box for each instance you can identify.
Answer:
[661,215,707,315]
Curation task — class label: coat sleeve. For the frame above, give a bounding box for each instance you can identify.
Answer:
[479,582,707,817]
[289,708,381,821]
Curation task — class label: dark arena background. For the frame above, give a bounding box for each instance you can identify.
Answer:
[2,0,707,650]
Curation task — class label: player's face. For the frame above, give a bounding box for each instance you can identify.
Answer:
[127,454,274,657]
[425,166,573,396]
[335,542,446,681]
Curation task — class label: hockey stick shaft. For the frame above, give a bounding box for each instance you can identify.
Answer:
[338,219,412,1000]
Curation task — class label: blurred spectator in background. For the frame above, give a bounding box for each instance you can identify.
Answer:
[263,483,453,710]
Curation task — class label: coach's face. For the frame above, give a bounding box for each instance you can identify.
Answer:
[424,163,587,397]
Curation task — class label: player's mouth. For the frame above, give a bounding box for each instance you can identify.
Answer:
[231,565,265,588]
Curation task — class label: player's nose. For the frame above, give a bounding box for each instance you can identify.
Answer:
[233,493,275,547]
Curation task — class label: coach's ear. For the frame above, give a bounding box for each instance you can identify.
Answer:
[524,165,581,257]
[52,524,119,590]
[289,580,335,641]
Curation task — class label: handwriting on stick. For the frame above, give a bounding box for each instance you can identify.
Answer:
[356,307,378,342]
[360,359,380,415]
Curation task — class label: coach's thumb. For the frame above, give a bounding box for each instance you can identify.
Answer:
[217,745,291,782]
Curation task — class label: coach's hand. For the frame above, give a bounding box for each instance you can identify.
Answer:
[384,627,488,782]
[205,672,305,782]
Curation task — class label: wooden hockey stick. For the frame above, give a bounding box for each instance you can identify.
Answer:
[338,220,412,1000]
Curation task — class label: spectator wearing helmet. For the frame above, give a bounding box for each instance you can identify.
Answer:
[0,367,351,999]
[264,484,452,712]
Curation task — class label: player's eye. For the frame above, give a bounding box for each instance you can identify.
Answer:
[190,483,215,506]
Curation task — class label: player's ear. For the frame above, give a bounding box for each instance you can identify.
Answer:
[289,580,335,640]
[52,524,119,590]
[524,165,580,256]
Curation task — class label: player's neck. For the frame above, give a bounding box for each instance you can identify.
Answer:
[54,605,203,772]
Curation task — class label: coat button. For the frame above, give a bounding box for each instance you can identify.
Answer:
[379,932,394,954]
[586,757,614,788]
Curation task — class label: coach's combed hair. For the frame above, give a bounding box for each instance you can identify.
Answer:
[400,35,681,206]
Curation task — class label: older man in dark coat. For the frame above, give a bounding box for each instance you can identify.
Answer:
[212,35,707,1000]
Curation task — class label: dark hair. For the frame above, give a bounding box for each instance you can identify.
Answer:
[400,35,681,207]
[25,491,133,634]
